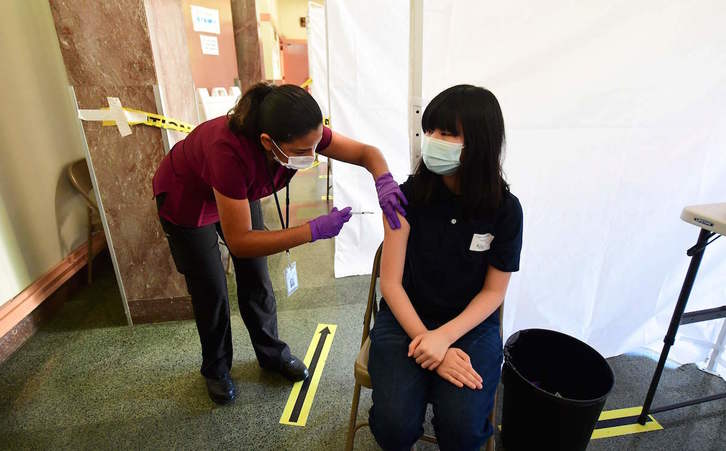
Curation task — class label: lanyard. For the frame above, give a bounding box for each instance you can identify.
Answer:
[264,161,291,254]
[271,182,289,230]
[265,160,298,297]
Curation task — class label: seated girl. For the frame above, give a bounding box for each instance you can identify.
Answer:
[368,85,523,451]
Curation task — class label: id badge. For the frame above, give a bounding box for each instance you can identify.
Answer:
[284,252,299,297]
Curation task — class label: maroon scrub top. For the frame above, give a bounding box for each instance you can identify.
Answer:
[152,116,333,227]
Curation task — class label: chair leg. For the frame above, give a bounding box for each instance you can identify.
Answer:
[87,208,93,284]
[345,383,363,451]
[486,387,499,451]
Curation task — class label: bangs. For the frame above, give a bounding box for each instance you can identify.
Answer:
[413,84,508,217]
[421,90,461,136]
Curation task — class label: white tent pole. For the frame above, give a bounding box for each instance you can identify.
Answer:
[323,0,333,200]
[408,0,424,172]
[324,0,332,124]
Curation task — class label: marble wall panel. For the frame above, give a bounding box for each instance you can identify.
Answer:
[51,0,157,88]
[51,0,190,322]
[144,0,198,145]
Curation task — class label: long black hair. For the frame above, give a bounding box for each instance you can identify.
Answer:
[227,83,322,144]
[413,84,508,218]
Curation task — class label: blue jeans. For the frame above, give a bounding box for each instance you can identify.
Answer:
[368,306,502,451]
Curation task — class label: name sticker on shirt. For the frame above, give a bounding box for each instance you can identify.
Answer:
[470,233,494,252]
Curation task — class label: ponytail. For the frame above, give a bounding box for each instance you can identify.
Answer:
[227,82,275,139]
[227,82,323,145]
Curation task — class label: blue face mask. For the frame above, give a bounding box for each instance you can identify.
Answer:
[421,135,464,175]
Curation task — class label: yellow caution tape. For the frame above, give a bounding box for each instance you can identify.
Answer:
[91,78,326,136]
[101,107,194,134]
[298,160,322,172]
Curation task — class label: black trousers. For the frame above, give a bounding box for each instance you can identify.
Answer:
[158,197,291,379]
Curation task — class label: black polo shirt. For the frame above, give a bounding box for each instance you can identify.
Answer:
[385,176,523,326]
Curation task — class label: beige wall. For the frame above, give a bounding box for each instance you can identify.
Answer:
[0,1,87,305]
[277,0,308,40]
[256,0,281,81]
[256,0,279,29]
[256,0,308,81]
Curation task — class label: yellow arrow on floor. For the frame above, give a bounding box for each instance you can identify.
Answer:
[280,323,337,427]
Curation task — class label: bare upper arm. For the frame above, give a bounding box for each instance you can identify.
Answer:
[380,212,410,289]
[214,188,252,250]
[482,264,512,296]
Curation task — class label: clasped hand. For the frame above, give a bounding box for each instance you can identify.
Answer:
[408,329,482,390]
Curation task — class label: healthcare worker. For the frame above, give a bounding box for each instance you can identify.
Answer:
[152,83,407,405]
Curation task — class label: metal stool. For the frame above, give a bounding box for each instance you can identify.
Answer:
[638,203,726,424]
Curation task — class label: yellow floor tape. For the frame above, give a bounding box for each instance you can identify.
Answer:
[497,406,663,440]
[591,406,663,439]
[280,324,337,427]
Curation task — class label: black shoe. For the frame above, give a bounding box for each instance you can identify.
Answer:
[205,374,236,405]
[264,356,309,382]
[280,357,310,382]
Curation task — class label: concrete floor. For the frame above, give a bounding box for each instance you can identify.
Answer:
[1,163,725,450]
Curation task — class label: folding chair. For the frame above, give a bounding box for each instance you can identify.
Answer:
[67,158,103,284]
[345,243,500,451]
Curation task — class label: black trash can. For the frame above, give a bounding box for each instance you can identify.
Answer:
[501,328,614,451]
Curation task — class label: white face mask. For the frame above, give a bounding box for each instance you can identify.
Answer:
[270,138,316,170]
[421,135,464,175]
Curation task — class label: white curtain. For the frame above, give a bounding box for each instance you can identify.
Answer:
[306,2,328,119]
[306,2,329,163]
[327,0,411,277]
[323,0,726,377]
[422,0,726,376]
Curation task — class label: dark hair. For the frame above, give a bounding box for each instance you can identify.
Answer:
[413,84,508,218]
[227,83,323,144]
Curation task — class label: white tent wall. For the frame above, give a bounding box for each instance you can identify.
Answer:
[306,2,328,163]
[327,0,411,277]
[306,2,328,119]
[422,0,726,375]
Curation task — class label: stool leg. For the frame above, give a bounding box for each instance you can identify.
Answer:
[637,228,712,424]
[346,383,362,451]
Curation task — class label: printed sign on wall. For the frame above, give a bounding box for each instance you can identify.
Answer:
[199,34,219,55]
[191,5,220,34]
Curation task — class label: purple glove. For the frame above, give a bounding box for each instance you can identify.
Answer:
[309,207,353,242]
[375,172,408,229]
